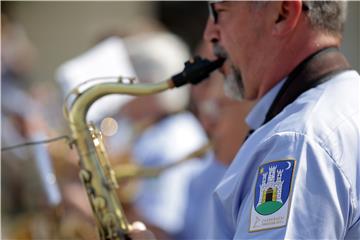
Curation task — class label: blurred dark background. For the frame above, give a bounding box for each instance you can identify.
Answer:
[156,1,208,52]
[1,1,209,88]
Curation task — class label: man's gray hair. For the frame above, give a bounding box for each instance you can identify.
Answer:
[304,1,348,35]
[251,1,348,35]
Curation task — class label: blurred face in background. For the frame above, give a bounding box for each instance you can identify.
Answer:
[190,40,255,164]
[191,68,254,165]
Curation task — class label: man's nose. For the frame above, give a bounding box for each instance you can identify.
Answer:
[203,18,220,43]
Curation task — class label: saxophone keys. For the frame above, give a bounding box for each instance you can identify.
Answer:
[93,196,107,211]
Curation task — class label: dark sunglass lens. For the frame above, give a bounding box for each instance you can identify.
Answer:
[208,3,218,23]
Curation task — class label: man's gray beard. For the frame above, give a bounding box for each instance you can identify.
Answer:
[223,67,245,101]
[211,43,245,100]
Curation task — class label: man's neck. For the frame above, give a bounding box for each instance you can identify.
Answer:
[254,30,340,100]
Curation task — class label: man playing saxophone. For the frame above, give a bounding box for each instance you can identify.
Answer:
[132,0,360,239]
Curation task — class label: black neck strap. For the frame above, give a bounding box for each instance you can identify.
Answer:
[263,47,351,125]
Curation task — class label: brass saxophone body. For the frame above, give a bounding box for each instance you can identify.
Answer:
[64,57,225,240]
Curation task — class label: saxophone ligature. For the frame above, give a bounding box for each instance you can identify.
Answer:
[63,56,225,240]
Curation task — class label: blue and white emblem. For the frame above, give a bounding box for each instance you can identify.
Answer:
[249,159,296,232]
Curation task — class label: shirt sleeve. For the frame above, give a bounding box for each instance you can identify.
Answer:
[234,132,353,239]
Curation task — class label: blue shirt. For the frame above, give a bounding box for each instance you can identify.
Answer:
[177,153,227,239]
[132,112,208,234]
[210,70,360,239]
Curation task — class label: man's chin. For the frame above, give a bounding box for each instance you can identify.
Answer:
[224,83,244,101]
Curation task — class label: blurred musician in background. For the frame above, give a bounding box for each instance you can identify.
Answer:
[177,42,255,239]
[56,23,209,239]
[1,13,63,239]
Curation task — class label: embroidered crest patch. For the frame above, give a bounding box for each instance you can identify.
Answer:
[249,159,296,232]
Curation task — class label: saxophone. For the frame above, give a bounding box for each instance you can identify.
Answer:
[63,56,225,240]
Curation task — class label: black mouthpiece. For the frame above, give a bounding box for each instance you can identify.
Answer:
[171,56,226,88]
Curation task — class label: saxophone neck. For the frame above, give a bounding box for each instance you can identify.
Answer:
[66,80,173,130]
[65,56,225,126]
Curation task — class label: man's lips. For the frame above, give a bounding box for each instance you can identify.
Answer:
[219,65,226,75]
[211,44,228,75]
[217,58,230,76]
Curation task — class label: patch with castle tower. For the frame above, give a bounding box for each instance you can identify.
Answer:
[254,159,296,216]
[249,159,296,232]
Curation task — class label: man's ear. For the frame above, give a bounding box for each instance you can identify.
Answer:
[272,0,302,37]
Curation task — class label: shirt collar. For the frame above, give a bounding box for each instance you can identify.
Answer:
[245,78,286,130]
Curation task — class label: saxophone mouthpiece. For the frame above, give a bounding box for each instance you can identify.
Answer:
[171,56,226,88]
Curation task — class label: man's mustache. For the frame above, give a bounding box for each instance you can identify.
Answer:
[213,43,228,59]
